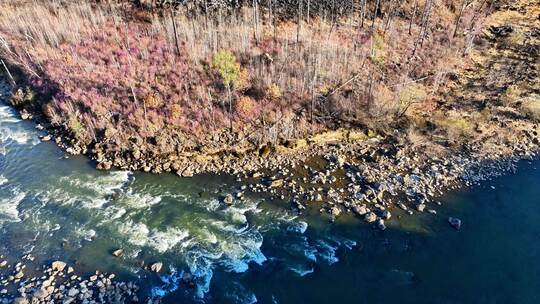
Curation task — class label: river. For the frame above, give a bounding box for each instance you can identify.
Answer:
[1,95,539,303]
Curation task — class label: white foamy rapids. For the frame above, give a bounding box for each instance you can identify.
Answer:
[117,221,190,253]
[219,233,266,273]
[289,264,315,277]
[63,225,98,242]
[151,267,183,298]
[0,104,39,146]
[62,171,131,196]
[0,175,7,186]
[55,171,131,209]
[137,202,267,300]
[116,189,161,209]
[0,187,26,225]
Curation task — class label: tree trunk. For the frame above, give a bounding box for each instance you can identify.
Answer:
[371,0,381,33]
[408,0,418,35]
[170,9,180,56]
[360,0,366,28]
[453,0,468,38]
[297,0,303,44]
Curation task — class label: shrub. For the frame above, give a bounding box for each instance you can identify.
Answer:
[401,83,427,104]
[370,32,386,67]
[212,50,242,89]
[400,83,428,113]
[68,115,86,140]
[144,94,163,109]
[440,116,474,143]
[521,94,540,121]
[236,96,255,117]
[266,83,282,100]
[170,103,183,121]
[501,84,522,105]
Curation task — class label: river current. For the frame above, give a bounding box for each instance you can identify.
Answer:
[1,94,539,303]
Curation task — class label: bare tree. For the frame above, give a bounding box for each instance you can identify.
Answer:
[371,0,381,33]
[360,0,367,28]
[453,0,471,38]
[408,0,418,35]
[297,0,303,44]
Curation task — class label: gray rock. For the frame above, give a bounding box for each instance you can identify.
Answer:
[14,270,24,279]
[112,249,124,257]
[330,206,341,217]
[382,210,391,220]
[67,288,79,297]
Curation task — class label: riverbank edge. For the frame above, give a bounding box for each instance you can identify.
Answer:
[1,69,539,220]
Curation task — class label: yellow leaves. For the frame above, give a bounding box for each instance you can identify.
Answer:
[63,54,73,65]
[170,103,183,120]
[236,96,254,116]
[211,49,250,92]
[400,83,428,106]
[143,94,163,109]
[370,32,386,67]
[212,50,241,88]
[236,68,250,92]
[266,83,282,100]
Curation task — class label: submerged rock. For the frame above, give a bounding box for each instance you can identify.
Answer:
[377,219,387,230]
[448,217,462,230]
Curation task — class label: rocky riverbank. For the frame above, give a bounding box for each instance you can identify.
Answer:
[1,70,539,230]
[0,256,145,304]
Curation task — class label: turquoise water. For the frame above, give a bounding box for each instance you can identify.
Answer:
[1,98,539,303]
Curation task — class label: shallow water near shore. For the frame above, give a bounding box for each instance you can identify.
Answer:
[1,97,540,304]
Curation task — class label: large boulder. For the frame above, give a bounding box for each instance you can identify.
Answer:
[112,249,124,257]
[51,261,67,272]
[223,194,234,206]
[150,262,163,273]
[353,204,368,216]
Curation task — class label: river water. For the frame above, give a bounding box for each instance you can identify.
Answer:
[1,96,539,303]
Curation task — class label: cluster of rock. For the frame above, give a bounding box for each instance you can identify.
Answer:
[221,122,538,230]
[0,257,143,304]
